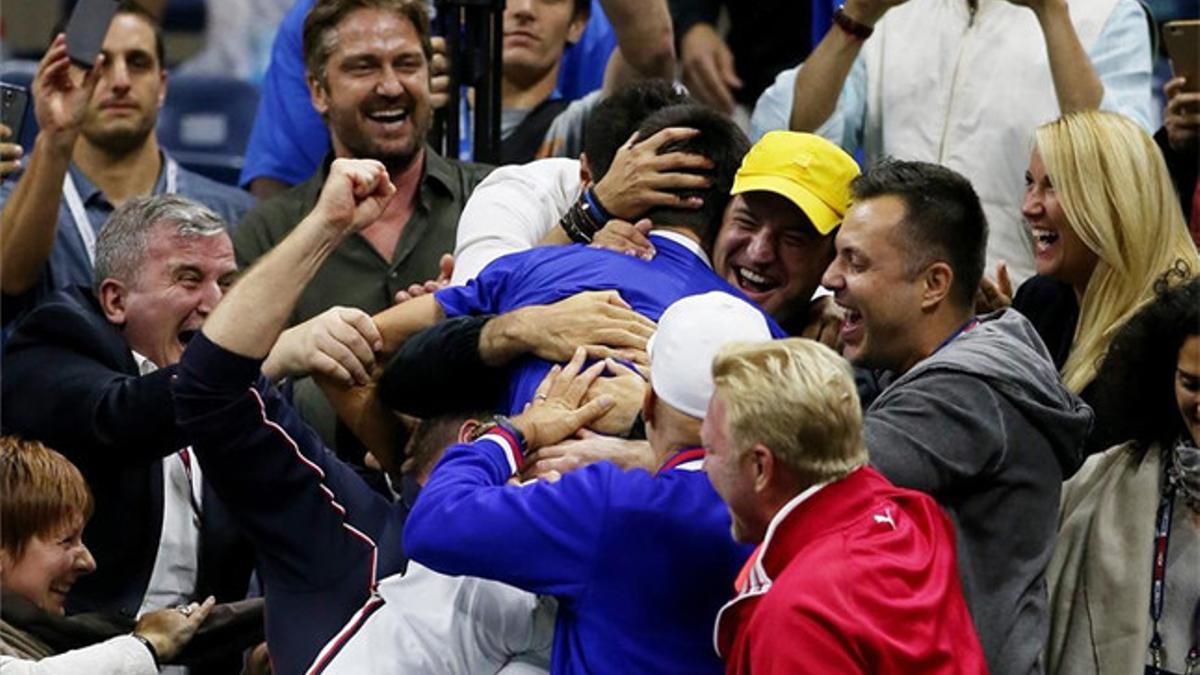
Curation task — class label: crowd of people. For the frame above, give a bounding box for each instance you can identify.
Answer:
[0,0,1197,673]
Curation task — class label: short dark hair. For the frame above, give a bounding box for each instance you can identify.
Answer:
[629,103,749,249]
[581,79,690,179]
[850,159,987,309]
[572,0,590,21]
[51,1,165,68]
[1088,269,1199,453]
[303,0,433,83]
[401,411,490,477]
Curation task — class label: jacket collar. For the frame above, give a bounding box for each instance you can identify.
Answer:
[659,446,706,473]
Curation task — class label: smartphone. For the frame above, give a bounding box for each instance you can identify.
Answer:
[1163,20,1200,92]
[0,83,30,144]
[65,0,120,68]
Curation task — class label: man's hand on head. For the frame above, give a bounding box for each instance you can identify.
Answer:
[579,358,647,436]
[590,218,655,260]
[510,348,616,452]
[481,290,656,367]
[311,158,397,238]
[591,127,712,221]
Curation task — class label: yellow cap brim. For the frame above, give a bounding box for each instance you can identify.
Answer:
[731,174,842,235]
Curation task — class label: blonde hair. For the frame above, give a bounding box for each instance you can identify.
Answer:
[0,437,94,560]
[1036,111,1199,393]
[711,339,867,483]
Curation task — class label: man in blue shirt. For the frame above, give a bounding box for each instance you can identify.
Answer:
[356,102,786,422]
[0,3,254,336]
[405,290,775,674]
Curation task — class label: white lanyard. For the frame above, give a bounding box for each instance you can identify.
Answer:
[62,157,178,265]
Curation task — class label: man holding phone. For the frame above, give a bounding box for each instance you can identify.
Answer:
[0,0,254,336]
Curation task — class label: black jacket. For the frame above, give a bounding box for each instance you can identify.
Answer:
[1,285,254,620]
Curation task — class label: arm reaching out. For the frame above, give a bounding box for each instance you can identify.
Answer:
[1006,0,1103,113]
[0,35,103,293]
[201,158,395,356]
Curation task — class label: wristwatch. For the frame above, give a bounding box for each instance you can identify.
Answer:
[474,414,528,454]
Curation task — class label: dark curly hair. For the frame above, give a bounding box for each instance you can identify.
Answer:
[1087,274,1200,454]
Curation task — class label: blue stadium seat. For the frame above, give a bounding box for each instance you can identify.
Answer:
[62,0,207,34]
[157,75,260,186]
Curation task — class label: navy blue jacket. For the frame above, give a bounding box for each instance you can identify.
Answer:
[405,432,753,674]
[173,332,410,675]
[1,286,253,620]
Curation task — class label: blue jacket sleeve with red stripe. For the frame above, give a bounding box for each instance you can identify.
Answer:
[403,432,619,602]
[174,332,405,590]
[173,332,410,675]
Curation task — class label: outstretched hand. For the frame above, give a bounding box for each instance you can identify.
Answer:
[263,306,383,385]
[311,158,396,237]
[510,348,615,452]
[133,596,216,663]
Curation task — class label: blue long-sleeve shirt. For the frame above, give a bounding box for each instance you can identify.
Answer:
[434,231,785,415]
[405,432,753,674]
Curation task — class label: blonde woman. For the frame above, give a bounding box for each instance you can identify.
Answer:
[1012,110,1199,409]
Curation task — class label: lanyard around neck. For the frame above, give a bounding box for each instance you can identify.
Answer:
[1147,451,1200,674]
[62,158,178,265]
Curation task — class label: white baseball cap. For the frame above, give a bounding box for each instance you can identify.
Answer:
[647,291,773,419]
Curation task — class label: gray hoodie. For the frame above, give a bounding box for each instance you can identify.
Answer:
[865,309,1093,675]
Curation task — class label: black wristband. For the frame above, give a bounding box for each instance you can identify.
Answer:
[582,187,612,223]
[559,202,597,244]
[833,7,874,40]
[492,414,527,454]
[131,633,160,668]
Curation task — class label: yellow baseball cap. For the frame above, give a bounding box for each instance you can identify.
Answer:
[731,131,861,235]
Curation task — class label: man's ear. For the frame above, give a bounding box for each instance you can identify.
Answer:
[578,152,593,186]
[641,385,657,430]
[921,261,955,311]
[458,418,485,444]
[749,443,775,494]
[157,68,168,111]
[97,278,129,325]
[565,12,588,45]
[307,72,330,118]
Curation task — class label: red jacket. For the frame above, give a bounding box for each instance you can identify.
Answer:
[714,466,987,674]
